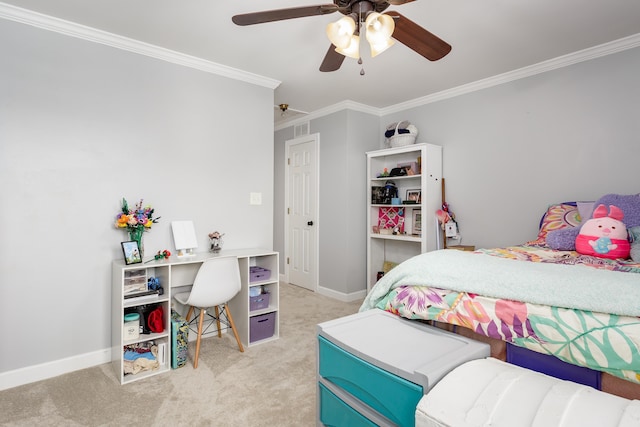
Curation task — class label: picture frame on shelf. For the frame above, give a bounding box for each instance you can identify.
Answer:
[371,186,385,204]
[413,209,422,236]
[121,241,142,265]
[406,189,421,203]
[396,161,418,175]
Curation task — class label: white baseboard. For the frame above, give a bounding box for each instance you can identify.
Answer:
[316,285,367,303]
[280,273,367,303]
[0,348,111,391]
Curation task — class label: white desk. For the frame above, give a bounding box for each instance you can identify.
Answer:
[111,248,279,384]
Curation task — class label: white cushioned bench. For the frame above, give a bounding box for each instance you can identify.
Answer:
[416,357,640,427]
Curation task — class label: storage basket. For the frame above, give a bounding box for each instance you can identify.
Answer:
[249,292,270,311]
[388,122,418,147]
[250,312,275,342]
[389,134,416,147]
[249,266,271,282]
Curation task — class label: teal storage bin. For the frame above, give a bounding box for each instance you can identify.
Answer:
[319,382,377,427]
[319,336,422,426]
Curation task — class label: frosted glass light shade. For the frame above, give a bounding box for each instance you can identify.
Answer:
[365,12,395,57]
[369,38,395,57]
[326,16,357,49]
[365,12,395,43]
[335,34,360,59]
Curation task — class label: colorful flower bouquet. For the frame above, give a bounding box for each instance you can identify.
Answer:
[115,198,160,256]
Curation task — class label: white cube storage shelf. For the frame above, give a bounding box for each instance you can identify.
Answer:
[112,249,279,384]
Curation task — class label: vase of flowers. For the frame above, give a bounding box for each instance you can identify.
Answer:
[115,198,160,259]
[208,231,225,252]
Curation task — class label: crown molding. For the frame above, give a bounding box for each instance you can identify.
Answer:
[0,2,281,90]
[381,32,640,115]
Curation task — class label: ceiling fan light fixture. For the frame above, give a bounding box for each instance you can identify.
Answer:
[369,38,395,58]
[335,34,360,59]
[365,12,395,44]
[326,16,356,49]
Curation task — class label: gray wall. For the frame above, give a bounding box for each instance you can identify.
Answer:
[0,19,274,374]
[312,111,379,296]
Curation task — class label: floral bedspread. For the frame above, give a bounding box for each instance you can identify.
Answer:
[478,245,640,274]
[375,246,640,384]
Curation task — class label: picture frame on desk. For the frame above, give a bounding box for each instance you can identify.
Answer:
[121,241,142,265]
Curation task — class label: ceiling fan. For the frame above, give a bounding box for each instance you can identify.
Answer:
[232,0,451,72]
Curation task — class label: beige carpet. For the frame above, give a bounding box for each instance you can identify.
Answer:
[0,283,362,426]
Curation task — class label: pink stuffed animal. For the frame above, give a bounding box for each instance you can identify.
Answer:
[575,204,630,259]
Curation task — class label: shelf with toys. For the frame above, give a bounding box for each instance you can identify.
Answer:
[366,143,442,291]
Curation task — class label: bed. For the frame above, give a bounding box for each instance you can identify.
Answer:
[360,198,640,399]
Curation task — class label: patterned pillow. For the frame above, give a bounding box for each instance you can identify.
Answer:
[577,201,595,222]
[527,203,581,246]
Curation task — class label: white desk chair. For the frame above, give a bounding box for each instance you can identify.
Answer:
[173,257,244,368]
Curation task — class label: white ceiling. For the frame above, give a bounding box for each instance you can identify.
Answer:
[3,0,640,125]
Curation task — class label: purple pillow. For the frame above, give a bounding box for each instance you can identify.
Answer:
[546,193,640,250]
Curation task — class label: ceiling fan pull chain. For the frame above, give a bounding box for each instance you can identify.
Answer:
[358,8,365,76]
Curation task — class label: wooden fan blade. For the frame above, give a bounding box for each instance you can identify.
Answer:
[232,4,339,26]
[385,11,452,61]
[319,45,346,72]
[388,0,416,5]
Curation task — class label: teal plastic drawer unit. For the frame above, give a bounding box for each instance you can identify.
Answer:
[319,336,422,426]
[317,309,490,426]
[319,382,378,427]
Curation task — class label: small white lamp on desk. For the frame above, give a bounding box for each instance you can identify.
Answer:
[171,220,198,259]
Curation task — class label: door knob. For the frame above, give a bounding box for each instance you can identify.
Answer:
[307,221,314,226]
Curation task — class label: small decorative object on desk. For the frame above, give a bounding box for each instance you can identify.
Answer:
[145,249,171,264]
[208,231,225,252]
[114,198,160,259]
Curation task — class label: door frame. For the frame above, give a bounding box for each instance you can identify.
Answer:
[284,133,320,290]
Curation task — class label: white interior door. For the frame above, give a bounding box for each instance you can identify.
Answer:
[285,134,318,291]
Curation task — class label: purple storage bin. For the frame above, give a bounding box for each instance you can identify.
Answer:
[249,266,271,282]
[249,293,270,311]
[250,312,275,342]
[506,343,601,389]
